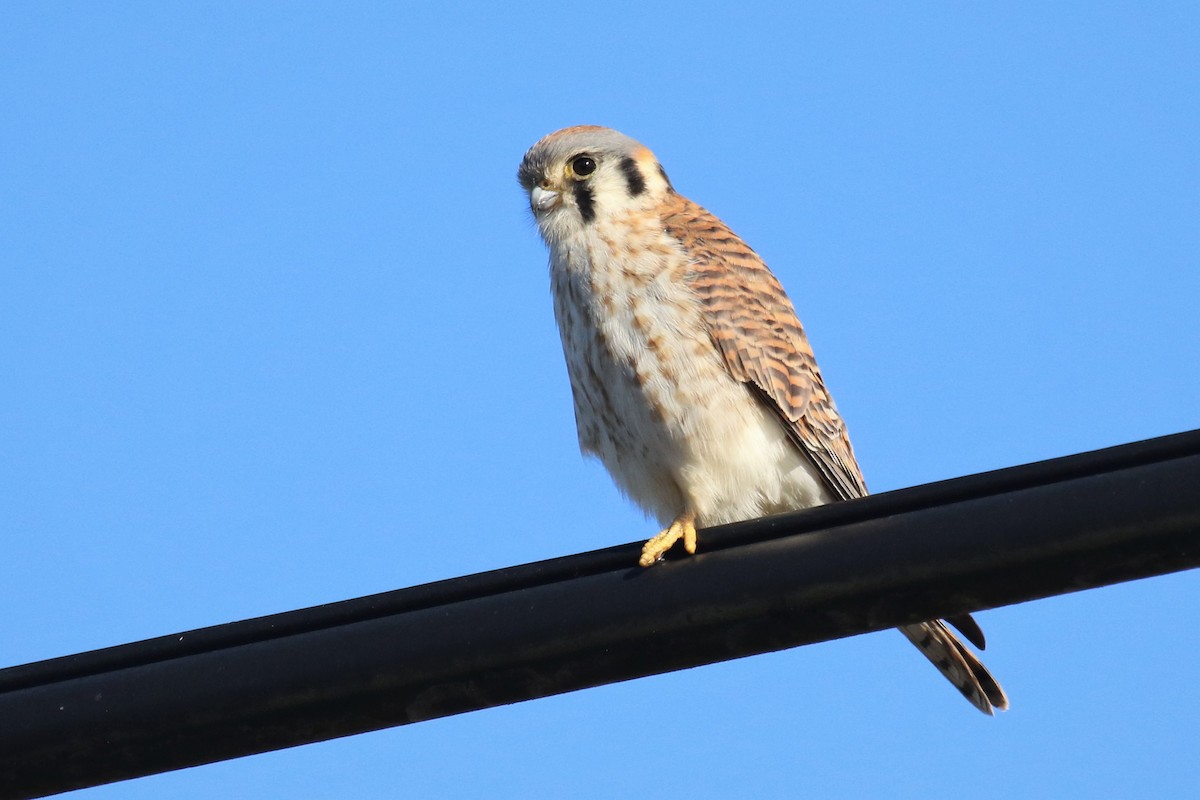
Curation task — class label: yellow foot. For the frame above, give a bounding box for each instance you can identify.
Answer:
[639,512,697,567]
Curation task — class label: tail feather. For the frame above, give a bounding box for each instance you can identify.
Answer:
[943,613,987,650]
[900,620,1009,715]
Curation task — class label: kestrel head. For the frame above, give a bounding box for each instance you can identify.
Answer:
[518,126,673,240]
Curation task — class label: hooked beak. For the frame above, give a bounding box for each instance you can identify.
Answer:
[530,185,560,213]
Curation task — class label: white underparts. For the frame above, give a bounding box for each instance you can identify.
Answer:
[545,206,830,529]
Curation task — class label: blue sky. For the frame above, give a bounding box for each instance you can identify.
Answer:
[3,2,1197,797]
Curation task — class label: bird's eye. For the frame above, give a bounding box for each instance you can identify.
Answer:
[570,156,597,178]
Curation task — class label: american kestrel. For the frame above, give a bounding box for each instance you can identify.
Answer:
[518,125,1008,714]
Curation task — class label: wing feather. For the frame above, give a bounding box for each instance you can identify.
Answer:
[662,194,868,501]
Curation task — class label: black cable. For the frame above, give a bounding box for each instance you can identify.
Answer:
[2,429,1198,799]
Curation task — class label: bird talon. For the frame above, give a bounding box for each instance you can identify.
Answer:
[638,512,697,567]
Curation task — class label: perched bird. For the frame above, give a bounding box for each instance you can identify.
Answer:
[518,125,1008,714]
